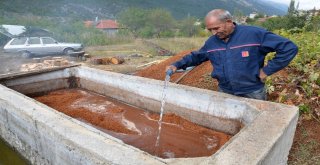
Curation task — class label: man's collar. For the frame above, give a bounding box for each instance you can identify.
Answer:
[229,22,237,38]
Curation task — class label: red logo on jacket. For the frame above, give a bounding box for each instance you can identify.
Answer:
[241,51,249,57]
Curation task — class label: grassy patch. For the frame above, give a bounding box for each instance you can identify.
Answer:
[289,124,320,165]
[85,37,208,57]
[148,37,207,54]
[289,139,320,165]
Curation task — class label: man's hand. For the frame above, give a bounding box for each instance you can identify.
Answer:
[166,65,177,72]
[259,69,267,82]
[165,65,177,76]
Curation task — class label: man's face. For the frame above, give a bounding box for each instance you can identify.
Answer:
[205,16,234,40]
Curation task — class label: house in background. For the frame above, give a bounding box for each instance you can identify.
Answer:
[234,16,248,24]
[84,18,120,36]
[249,12,257,19]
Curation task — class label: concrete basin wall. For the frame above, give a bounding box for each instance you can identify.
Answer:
[0,69,71,95]
[0,66,298,165]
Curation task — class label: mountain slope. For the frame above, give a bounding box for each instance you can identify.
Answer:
[0,0,287,20]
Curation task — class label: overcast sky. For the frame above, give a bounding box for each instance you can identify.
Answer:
[268,0,320,10]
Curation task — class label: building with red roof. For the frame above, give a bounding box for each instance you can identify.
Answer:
[84,19,120,36]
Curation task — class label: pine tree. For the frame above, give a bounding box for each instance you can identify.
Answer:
[288,0,296,15]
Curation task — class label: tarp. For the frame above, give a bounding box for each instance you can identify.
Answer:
[0,25,52,38]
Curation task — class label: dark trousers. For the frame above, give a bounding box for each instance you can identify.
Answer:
[218,87,267,100]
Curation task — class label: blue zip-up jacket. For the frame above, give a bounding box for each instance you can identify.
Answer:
[172,24,298,95]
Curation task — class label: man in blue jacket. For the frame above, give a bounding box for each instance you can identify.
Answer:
[166,9,298,100]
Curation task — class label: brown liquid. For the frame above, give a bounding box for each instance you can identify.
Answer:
[34,89,231,158]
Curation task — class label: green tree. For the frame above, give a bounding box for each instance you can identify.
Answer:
[304,15,320,32]
[285,14,307,30]
[118,7,148,37]
[287,0,296,15]
[138,26,154,38]
[146,8,175,37]
[118,8,176,38]
[178,16,201,37]
[258,11,307,31]
[261,17,286,31]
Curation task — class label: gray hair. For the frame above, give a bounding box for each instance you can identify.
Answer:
[206,9,232,22]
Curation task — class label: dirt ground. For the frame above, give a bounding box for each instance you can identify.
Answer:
[135,50,218,90]
[81,54,170,75]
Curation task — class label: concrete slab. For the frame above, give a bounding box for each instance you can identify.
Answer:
[0,66,298,165]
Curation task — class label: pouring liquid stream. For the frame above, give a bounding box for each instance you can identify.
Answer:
[155,74,171,154]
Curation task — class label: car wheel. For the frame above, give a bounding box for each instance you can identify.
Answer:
[22,51,32,58]
[64,48,75,55]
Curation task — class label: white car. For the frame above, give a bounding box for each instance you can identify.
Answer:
[3,37,83,58]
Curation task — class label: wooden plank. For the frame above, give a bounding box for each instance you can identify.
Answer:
[0,64,80,81]
[136,60,161,68]
[174,66,196,84]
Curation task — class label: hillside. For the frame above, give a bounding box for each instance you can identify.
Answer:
[0,0,287,20]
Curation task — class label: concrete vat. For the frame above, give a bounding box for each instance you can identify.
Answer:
[0,66,298,165]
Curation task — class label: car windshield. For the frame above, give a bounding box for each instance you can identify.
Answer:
[10,38,27,45]
[42,37,56,44]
